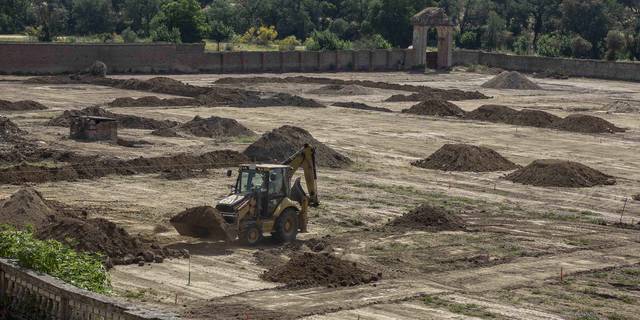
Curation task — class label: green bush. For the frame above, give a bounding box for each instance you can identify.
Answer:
[570,35,592,58]
[536,34,571,57]
[121,27,137,43]
[353,34,391,50]
[150,12,181,43]
[513,34,532,55]
[276,35,301,51]
[0,227,110,294]
[304,30,352,51]
[459,31,480,49]
[605,30,626,61]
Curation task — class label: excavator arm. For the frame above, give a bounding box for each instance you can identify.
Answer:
[283,144,319,207]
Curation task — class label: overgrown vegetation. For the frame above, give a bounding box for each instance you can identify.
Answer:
[1,0,639,60]
[0,226,111,294]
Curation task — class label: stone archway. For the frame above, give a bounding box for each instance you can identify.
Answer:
[411,7,454,69]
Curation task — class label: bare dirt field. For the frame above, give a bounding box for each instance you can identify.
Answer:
[1,70,639,319]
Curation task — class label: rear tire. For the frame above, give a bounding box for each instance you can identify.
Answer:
[273,208,298,243]
[239,223,262,246]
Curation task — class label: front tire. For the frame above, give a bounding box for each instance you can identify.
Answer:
[239,223,262,246]
[273,209,298,243]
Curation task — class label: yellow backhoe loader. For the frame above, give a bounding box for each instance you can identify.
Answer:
[171,144,319,245]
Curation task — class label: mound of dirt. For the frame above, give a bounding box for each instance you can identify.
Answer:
[183,303,294,320]
[261,252,380,288]
[0,117,27,141]
[47,106,179,130]
[36,216,184,266]
[412,144,519,172]
[179,116,254,138]
[260,93,325,108]
[116,137,152,148]
[388,204,466,231]
[308,84,373,95]
[109,96,199,108]
[633,194,640,201]
[0,100,47,111]
[216,76,490,101]
[482,71,542,90]
[243,126,352,168]
[0,188,55,229]
[332,102,393,113]
[464,105,561,128]
[0,150,247,185]
[604,101,640,114]
[114,77,210,97]
[401,100,466,117]
[151,127,181,137]
[505,159,616,188]
[551,114,625,133]
[385,89,489,102]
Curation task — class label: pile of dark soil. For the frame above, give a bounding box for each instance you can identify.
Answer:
[481,71,542,90]
[259,92,325,108]
[0,188,55,229]
[411,144,519,172]
[308,84,373,95]
[160,168,209,180]
[116,137,153,148]
[151,127,181,137]
[179,116,254,138]
[47,106,179,130]
[385,89,488,102]
[0,117,27,142]
[109,96,199,108]
[0,150,247,185]
[332,102,393,113]
[550,114,625,134]
[215,76,490,101]
[197,88,324,108]
[464,105,561,128]
[36,216,185,267]
[633,194,640,201]
[505,159,616,188]
[388,204,466,231]
[604,101,640,114]
[183,303,294,320]
[113,77,210,97]
[261,252,380,288]
[401,100,466,117]
[0,143,93,166]
[0,100,47,111]
[243,126,352,168]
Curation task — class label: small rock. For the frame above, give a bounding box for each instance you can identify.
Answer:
[154,256,164,263]
[137,260,145,267]
[89,61,107,77]
[143,251,155,262]
[123,254,136,265]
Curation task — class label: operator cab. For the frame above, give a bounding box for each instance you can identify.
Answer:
[218,164,292,222]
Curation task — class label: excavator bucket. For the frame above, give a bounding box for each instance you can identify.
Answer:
[170,206,236,241]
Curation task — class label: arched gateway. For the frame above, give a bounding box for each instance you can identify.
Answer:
[411,7,455,69]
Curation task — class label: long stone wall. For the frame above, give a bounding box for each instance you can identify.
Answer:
[0,42,416,75]
[452,49,640,82]
[0,259,176,319]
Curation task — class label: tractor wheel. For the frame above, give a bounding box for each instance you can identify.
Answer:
[239,223,262,246]
[273,209,299,243]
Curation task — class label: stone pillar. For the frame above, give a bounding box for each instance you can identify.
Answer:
[412,25,427,66]
[436,26,453,69]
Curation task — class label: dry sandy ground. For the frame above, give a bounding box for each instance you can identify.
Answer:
[1,70,639,319]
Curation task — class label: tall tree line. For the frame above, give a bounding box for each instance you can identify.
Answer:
[1,0,639,59]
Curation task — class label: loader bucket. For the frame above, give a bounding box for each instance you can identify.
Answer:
[170,206,236,241]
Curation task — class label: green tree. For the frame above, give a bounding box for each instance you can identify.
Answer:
[482,10,506,50]
[34,0,69,42]
[154,0,210,43]
[0,0,34,33]
[368,0,434,47]
[122,0,163,37]
[304,29,352,50]
[72,0,116,35]
[605,30,627,60]
[570,35,592,58]
[149,11,182,42]
[353,33,392,49]
[560,0,609,58]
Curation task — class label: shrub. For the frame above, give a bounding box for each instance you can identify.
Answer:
[304,30,352,51]
[536,34,571,57]
[121,27,137,43]
[0,226,110,294]
[239,25,277,45]
[276,35,301,51]
[459,31,480,49]
[570,35,592,58]
[353,34,392,50]
[605,30,626,61]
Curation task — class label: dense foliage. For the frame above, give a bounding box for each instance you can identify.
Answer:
[1,0,639,59]
[0,226,111,294]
